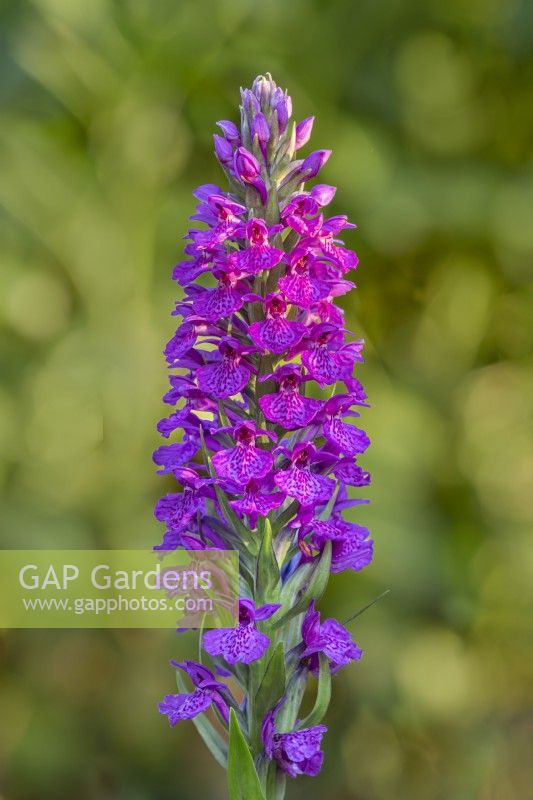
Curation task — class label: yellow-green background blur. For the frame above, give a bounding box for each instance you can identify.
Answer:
[1,1,532,798]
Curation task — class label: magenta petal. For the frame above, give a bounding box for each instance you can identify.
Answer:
[280,726,327,762]
[165,324,197,362]
[154,491,198,523]
[235,246,283,275]
[324,418,370,456]
[159,688,213,725]
[249,318,307,354]
[197,361,249,398]
[231,489,284,524]
[212,444,274,482]
[259,392,321,430]
[331,531,374,573]
[192,285,244,321]
[319,618,363,664]
[331,459,371,486]
[274,466,334,506]
[203,624,270,664]
[279,273,329,308]
[301,347,340,386]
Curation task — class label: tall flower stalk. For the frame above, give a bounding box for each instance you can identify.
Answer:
[155,75,374,800]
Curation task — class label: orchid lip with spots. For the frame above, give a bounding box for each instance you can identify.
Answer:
[154,73,375,800]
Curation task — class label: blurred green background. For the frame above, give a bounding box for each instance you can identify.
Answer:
[1,0,532,798]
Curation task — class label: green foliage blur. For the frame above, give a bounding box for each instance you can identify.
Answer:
[1,1,532,798]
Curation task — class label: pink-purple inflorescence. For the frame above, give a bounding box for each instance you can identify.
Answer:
[155,75,374,795]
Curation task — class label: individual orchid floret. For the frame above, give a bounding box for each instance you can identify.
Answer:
[262,705,327,778]
[197,338,252,399]
[188,267,249,321]
[309,516,374,573]
[159,660,232,725]
[301,601,362,675]
[189,194,246,248]
[252,112,270,161]
[258,364,322,429]
[152,437,199,474]
[153,489,202,551]
[203,599,280,664]
[248,295,307,354]
[304,215,359,272]
[274,443,335,507]
[278,248,330,308]
[229,477,284,528]
[203,599,281,665]
[213,134,234,169]
[331,458,371,487]
[212,421,275,483]
[298,324,365,387]
[320,394,371,457]
[234,219,284,275]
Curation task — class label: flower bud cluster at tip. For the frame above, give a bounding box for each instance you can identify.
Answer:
[213,73,332,217]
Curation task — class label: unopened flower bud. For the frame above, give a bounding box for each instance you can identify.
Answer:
[311,183,337,206]
[295,116,314,149]
[213,134,234,167]
[301,149,331,179]
[234,147,261,182]
[234,147,267,204]
[216,119,240,146]
[274,90,292,135]
[252,112,270,145]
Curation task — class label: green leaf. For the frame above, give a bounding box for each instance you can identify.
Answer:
[227,708,266,800]
[271,500,298,534]
[256,517,280,603]
[176,674,228,768]
[318,482,339,521]
[217,400,231,429]
[273,541,332,629]
[276,668,308,732]
[265,764,286,800]
[298,653,331,729]
[251,643,286,751]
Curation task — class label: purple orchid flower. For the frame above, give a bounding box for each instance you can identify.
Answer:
[212,421,275,483]
[159,660,231,725]
[297,324,365,387]
[301,600,362,674]
[229,477,284,528]
[258,364,322,429]
[278,248,331,308]
[262,705,327,778]
[274,443,335,507]
[248,295,307,354]
[216,119,241,146]
[309,515,374,573]
[203,599,280,664]
[188,267,249,322]
[197,338,252,399]
[319,394,371,457]
[234,219,284,275]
